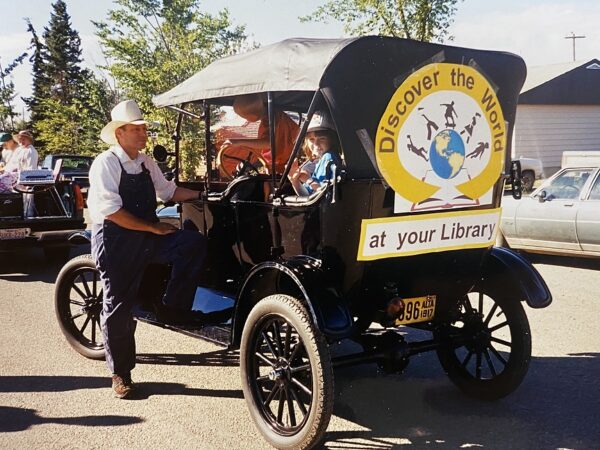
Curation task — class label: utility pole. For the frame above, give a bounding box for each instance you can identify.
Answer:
[565,32,586,62]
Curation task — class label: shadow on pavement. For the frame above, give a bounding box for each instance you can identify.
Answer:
[526,253,600,270]
[325,352,600,449]
[0,374,243,400]
[136,349,239,367]
[0,406,143,432]
[0,244,90,282]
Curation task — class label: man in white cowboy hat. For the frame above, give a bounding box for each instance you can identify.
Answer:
[88,99,206,399]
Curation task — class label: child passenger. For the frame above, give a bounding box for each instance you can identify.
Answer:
[288,111,342,196]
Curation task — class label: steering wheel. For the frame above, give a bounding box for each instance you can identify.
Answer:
[216,146,268,180]
[558,184,580,199]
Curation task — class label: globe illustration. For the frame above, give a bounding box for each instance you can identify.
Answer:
[429,129,465,179]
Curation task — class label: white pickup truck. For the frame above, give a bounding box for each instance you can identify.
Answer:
[515,156,544,192]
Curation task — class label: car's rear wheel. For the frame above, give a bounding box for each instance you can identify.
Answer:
[435,285,531,400]
[55,254,105,360]
[521,170,535,192]
[240,295,333,450]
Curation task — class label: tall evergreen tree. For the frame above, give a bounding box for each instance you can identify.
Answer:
[24,19,49,125]
[43,0,84,103]
[24,1,112,156]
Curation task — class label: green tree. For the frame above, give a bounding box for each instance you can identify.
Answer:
[43,0,85,103]
[301,0,461,42]
[24,1,113,157]
[94,0,247,177]
[23,19,49,125]
[0,53,28,130]
[35,75,115,156]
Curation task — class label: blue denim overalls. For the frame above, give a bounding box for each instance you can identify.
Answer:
[92,154,206,376]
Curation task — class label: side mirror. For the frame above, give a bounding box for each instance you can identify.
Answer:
[152,144,174,162]
[537,190,547,203]
[510,160,522,200]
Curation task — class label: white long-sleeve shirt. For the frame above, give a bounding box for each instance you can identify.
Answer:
[87,145,176,225]
[4,145,38,172]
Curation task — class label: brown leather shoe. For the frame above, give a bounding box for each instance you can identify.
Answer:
[112,374,136,399]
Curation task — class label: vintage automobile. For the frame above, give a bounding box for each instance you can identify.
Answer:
[499,163,600,258]
[41,154,94,199]
[54,37,551,449]
[1,167,86,261]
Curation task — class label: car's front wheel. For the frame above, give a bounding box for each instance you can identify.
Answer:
[55,254,105,360]
[240,294,333,450]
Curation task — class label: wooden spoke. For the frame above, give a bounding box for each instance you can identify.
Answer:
[488,344,508,366]
[490,336,512,348]
[291,377,312,396]
[255,351,276,367]
[489,321,509,333]
[483,349,497,377]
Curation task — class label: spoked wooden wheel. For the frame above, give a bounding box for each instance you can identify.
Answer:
[55,254,105,360]
[241,295,333,450]
[435,285,531,400]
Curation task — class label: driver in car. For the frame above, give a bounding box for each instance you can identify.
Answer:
[219,93,299,176]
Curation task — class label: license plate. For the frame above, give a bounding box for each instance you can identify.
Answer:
[395,295,436,325]
[0,228,31,240]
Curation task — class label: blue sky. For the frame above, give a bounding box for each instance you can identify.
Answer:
[1,0,600,117]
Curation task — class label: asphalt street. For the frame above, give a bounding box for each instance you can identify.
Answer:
[1,247,599,450]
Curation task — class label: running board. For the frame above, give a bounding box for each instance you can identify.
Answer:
[135,310,231,347]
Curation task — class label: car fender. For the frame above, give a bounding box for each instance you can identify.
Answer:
[67,230,91,245]
[231,257,353,347]
[482,246,552,308]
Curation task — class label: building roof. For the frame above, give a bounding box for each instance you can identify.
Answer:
[520,59,600,104]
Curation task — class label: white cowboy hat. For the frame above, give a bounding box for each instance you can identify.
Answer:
[307,110,335,132]
[100,100,151,145]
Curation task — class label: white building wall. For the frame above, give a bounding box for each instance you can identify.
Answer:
[513,104,600,176]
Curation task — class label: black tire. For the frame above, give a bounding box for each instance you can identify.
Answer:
[55,254,105,360]
[435,285,531,400]
[521,170,535,193]
[240,295,333,450]
[44,246,71,263]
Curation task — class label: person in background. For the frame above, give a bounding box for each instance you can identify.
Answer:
[14,130,39,170]
[0,133,19,193]
[220,93,299,175]
[88,99,207,399]
[289,111,342,196]
[0,132,13,168]
[12,130,39,216]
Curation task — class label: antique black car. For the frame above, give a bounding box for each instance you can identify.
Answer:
[55,37,551,450]
[1,167,86,261]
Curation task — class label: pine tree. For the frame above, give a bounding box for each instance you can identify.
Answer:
[24,1,112,156]
[43,0,84,103]
[24,19,49,125]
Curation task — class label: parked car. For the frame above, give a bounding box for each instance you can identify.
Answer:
[499,165,600,258]
[42,154,94,199]
[54,37,551,449]
[0,171,86,261]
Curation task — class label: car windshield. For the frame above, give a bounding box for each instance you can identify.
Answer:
[541,168,594,199]
[60,157,92,172]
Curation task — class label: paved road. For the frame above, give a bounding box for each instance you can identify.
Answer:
[1,248,599,449]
